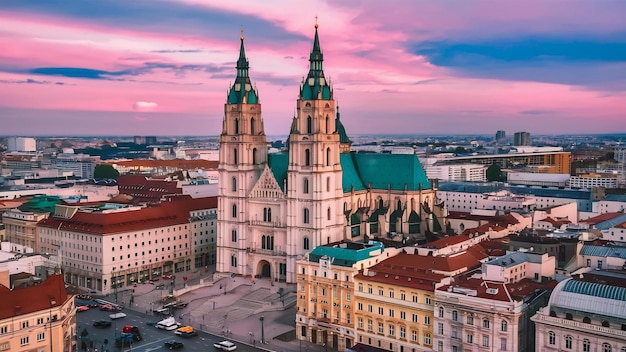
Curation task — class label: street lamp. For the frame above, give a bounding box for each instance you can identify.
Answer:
[259,315,265,344]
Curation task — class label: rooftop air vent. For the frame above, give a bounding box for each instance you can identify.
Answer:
[486,288,499,295]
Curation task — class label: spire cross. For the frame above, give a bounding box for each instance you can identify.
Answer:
[315,15,318,28]
[240,28,244,40]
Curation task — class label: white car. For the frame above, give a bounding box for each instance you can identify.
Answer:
[109,312,127,320]
[213,340,237,351]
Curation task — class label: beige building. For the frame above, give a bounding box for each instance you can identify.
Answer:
[2,195,58,253]
[296,241,400,351]
[37,196,217,295]
[0,274,75,352]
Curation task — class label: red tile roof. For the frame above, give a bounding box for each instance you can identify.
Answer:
[355,253,447,291]
[427,234,470,248]
[580,212,623,225]
[438,276,557,302]
[447,211,519,227]
[38,196,217,235]
[0,274,68,320]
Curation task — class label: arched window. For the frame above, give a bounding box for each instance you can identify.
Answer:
[234,118,239,134]
[326,147,330,166]
[307,116,312,134]
[325,116,329,133]
[602,320,610,327]
[397,199,402,211]
[267,208,272,222]
[233,148,238,164]
[603,343,612,352]
[565,313,573,320]
[251,117,255,135]
[378,198,384,209]
[232,204,237,218]
[438,306,444,318]
[252,148,257,165]
[232,177,237,192]
[565,335,572,349]
[263,208,268,222]
[231,230,237,242]
[231,255,237,267]
[501,320,508,332]
[583,339,590,352]
[262,235,266,249]
[305,149,311,166]
[304,237,310,250]
[303,178,309,194]
[327,207,331,221]
[482,319,490,328]
[304,208,310,224]
[583,316,591,324]
[548,331,555,345]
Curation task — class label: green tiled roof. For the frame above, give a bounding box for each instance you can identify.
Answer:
[340,153,366,192]
[268,153,289,191]
[308,241,385,267]
[227,36,259,104]
[349,153,432,191]
[336,114,351,144]
[300,26,332,101]
[18,195,62,213]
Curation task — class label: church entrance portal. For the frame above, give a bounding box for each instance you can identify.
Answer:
[257,260,271,278]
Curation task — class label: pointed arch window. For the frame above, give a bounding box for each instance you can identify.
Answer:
[378,198,384,209]
[231,255,237,267]
[304,237,310,250]
[307,116,312,134]
[325,116,329,133]
[231,177,237,192]
[234,118,239,134]
[233,148,238,165]
[231,230,237,242]
[305,149,311,166]
[326,147,330,166]
[263,207,272,222]
[303,178,309,194]
[252,148,257,165]
[327,207,331,221]
[304,208,310,224]
[250,117,255,135]
[232,204,237,218]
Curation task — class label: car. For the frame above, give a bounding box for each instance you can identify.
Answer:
[162,275,173,279]
[175,326,198,337]
[100,304,122,312]
[213,340,237,351]
[76,305,90,312]
[164,341,184,350]
[93,320,112,328]
[109,312,127,320]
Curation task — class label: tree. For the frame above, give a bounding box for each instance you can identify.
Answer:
[94,164,120,179]
[486,163,505,182]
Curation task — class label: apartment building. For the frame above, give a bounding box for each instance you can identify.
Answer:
[296,241,400,351]
[37,196,217,295]
[532,270,626,352]
[434,251,556,352]
[0,274,75,352]
[2,195,61,252]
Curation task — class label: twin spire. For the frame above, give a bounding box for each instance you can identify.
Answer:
[227,30,257,104]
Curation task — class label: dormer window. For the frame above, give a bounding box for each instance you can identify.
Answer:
[234,83,241,91]
[308,78,315,86]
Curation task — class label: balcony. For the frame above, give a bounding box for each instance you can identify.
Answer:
[246,247,287,256]
[249,220,286,228]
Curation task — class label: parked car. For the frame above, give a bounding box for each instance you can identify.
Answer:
[76,306,90,312]
[162,275,173,279]
[93,320,112,328]
[164,341,184,350]
[213,340,237,351]
[100,304,122,312]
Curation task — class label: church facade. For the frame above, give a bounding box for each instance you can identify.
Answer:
[216,26,442,283]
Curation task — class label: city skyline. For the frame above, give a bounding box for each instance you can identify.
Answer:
[1,0,625,136]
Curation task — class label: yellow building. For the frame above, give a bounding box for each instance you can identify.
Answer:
[0,274,75,352]
[296,241,400,351]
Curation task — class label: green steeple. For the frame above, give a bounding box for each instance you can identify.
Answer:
[335,106,351,145]
[300,24,332,100]
[227,33,258,104]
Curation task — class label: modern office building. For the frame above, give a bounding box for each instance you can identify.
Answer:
[6,137,36,152]
[495,130,506,144]
[216,25,439,283]
[514,132,531,146]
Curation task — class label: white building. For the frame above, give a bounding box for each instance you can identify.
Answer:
[434,251,556,352]
[216,27,438,283]
[438,189,536,213]
[570,175,618,189]
[532,270,626,352]
[7,137,36,152]
[429,164,487,182]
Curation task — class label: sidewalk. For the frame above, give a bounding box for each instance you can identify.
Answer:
[106,267,323,352]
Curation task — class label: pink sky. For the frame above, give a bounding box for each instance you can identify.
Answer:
[0,0,625,136]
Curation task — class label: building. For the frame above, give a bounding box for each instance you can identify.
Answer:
[531,270,626,352]
[2,195,61,252]
[514,132,531,146]
[216,26,438,283]
[295,241,400,351]
[426,164,487,182]
[496,130,506,144]
[435,251,555,352]
[432,148,570,174]
[0,273,75,352]
[570,174,619,189]
[37,196,217,295]
[50,152,99,179]
[7,137,36,152]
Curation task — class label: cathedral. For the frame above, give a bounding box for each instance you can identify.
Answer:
[216,25,442,283]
